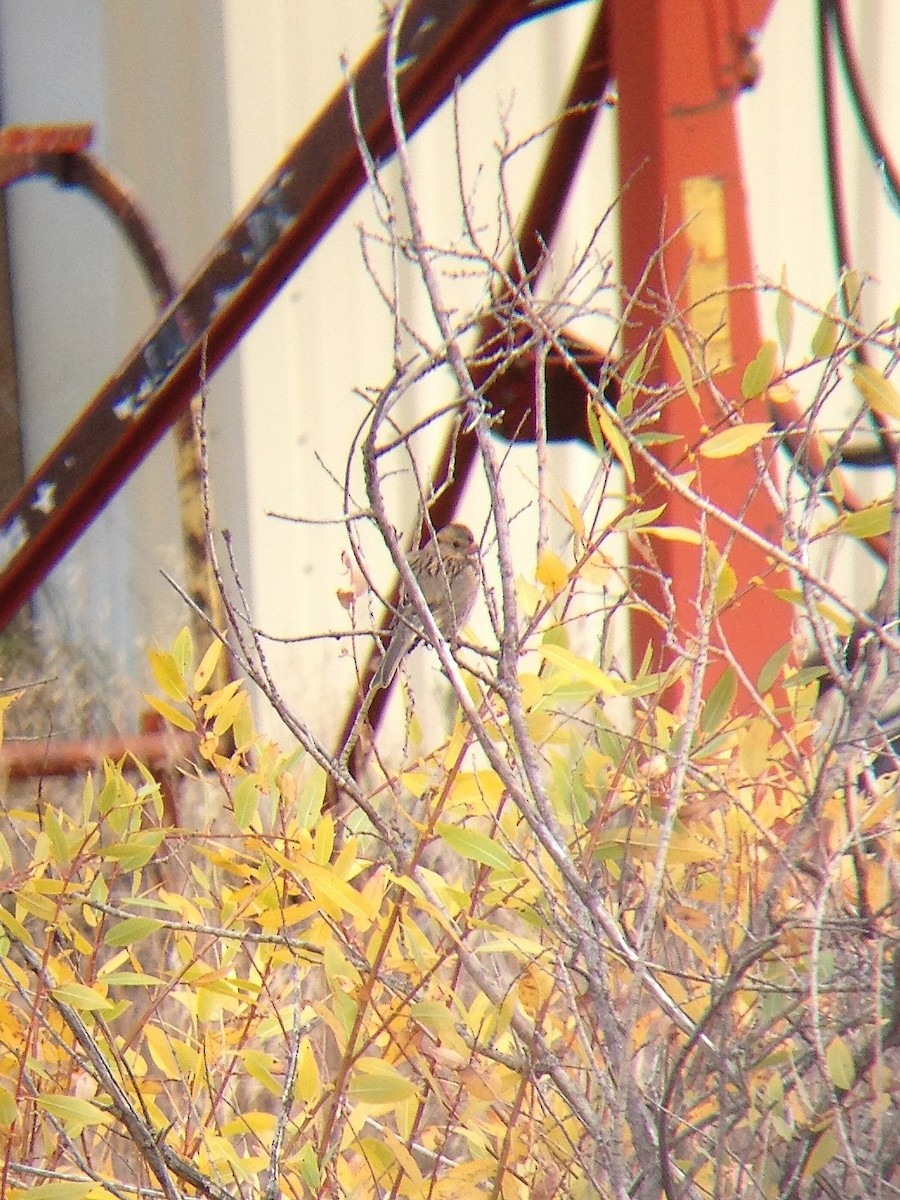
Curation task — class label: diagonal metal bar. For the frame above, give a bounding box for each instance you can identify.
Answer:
[0,0,537,630]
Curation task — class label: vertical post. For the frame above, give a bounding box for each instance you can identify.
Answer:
[612,0,788,704]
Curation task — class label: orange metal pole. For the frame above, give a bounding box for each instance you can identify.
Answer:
[612,0,790,705]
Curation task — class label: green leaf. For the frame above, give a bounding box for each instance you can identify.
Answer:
[100,829,166,872]
[297,764,326,830]
[811,299,838,360]
[410,1002,455,1032]
[618,342,649,418]
[775,268,794,357]
[98,971,161,987]
[232,776,259,831]
[852,364,900,420]
[37,1095,110,1131]
[840,502,892,539]
[297,1141,322,1191]
[51,983,114,1012]
[701,667,737,735]
[664,327,700,406]
[740,340,778,399]
[103,917,163,947]
[840,267,864,317]
[616,503,667,531]
[44,808,71,868]
[171,626,194,681]
[348,1058,417,1104]
[436,824,514,870]
[587,396,604,458]
[0,906,34,946]
[757,642,792,694]
[592,401,635,482]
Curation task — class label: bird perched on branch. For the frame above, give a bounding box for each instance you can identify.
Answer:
[373,523,480,689]
[809,619,900,774]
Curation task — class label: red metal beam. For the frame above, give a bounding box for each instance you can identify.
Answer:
[612,0,788,702]
[0,0,534,630]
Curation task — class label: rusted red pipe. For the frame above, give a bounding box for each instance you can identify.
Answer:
[0,730,192,780]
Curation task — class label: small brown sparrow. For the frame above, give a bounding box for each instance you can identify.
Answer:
[373,523,480,689]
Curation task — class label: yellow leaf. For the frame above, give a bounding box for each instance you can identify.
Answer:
[664,327,700,408]
[741,717,772,778]
[142,692,195,733]
[148,648,188,702]
[296,1036,322,1105]
[0,692,21,750]
[539,644,627,696]
[300,858,373,924]
[826,1035,855,1090]
[6,1184,93,1200]
[600,827,715,865]
[535,548,568,597]
[193,639,223,692]
[828,466,845,505]
[561,488,586,541]
[852,363,900,420]
[712,559,737,609]
[449,770,505,811]
[517,963,543,1017]
[596,404,635,482]
[638,525,702,545]
[212,688,246,738]
[802,1123,839,1179]
[699,422,772,459]
[768,380,797,405]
